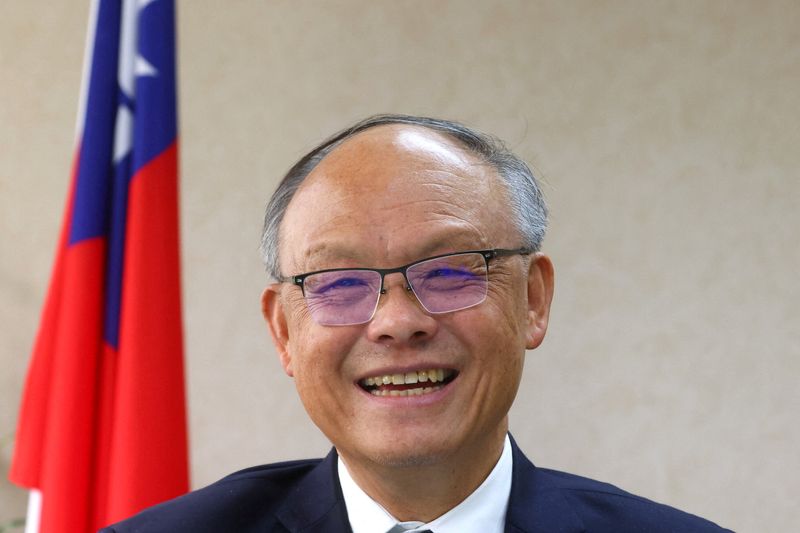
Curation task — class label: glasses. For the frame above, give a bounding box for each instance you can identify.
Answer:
[285,248,532,326]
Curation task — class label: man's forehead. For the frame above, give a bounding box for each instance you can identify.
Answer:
[279,123,515,272]
[297,226,493,270]
[289,124,497,213]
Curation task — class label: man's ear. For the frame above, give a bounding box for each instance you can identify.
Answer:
[525,253,555,350]
[261,284,294,377]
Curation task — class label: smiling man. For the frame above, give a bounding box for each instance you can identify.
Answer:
[102,115,730,532]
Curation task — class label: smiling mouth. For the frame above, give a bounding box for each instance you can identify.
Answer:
[359,368,458,397]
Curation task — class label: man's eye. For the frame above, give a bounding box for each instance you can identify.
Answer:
[425,268,473,279]
[317,277,368,292]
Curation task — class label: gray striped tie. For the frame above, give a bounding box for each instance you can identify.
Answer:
[386,525,432,533]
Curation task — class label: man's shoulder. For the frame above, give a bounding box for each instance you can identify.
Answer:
[526,466,733,532]
[218,456,324,486]
[100,458,324,533]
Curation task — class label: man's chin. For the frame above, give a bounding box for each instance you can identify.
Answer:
[369,450,445,468]
[342,437,456,469]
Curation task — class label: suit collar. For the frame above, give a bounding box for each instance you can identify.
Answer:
[275,448,352,533]
[505,435,585,533]
[274,437,586,533]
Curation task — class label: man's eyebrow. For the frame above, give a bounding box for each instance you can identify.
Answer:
[298,231,489,272]
[409,221,494,258]
[413,233,487,258]
[298,244,364,271]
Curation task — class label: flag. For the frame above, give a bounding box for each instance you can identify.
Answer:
[10,1,189,531]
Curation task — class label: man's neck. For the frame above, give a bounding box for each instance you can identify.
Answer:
[336,428,508,522]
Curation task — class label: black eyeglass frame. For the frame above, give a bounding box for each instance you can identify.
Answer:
[284,247,533,297]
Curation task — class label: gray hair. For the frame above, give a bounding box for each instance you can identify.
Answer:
[260,114,547,280]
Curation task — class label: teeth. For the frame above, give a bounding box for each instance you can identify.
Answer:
[363,369,453,390]
[361,368,453,388]
[369,385,444,396]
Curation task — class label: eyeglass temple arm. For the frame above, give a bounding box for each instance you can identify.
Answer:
[488,247,534,259]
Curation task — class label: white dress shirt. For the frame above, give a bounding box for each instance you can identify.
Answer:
[338,434,513,533]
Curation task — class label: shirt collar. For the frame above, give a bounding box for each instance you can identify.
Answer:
[338,434,513,533]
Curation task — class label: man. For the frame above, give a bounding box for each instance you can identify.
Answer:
[103,115,731,532]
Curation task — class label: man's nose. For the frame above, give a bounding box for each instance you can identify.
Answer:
[365,273,438,346]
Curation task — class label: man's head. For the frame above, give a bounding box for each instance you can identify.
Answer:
[260,114,548,281]
[260,115,554,473]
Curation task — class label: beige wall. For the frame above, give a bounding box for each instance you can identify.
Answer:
[2,1,798,530]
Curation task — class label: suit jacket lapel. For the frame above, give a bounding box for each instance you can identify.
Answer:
[505,435,585,533]
[275,448,352,533]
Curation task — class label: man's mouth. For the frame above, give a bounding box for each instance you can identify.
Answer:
[359,368,458,397]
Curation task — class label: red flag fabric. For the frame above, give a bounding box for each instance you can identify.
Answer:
[10,1,189,531]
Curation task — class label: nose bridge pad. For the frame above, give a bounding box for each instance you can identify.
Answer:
[378,271,421,310]
[380,285,413,295]
[402,270,412,292]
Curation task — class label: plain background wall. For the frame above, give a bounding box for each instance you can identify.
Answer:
[2,1,798,531]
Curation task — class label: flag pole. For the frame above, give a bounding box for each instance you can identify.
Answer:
[24,489,41,533]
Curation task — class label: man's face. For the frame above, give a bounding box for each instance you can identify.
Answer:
[263,125,553,470]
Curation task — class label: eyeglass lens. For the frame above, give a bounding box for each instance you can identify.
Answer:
[302,252,489,326]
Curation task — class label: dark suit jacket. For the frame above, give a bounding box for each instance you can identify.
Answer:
[101,437,732,532]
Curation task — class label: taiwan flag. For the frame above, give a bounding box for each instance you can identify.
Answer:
[10,1,189,531]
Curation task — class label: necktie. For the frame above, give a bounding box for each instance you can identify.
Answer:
[386,525,432,533]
